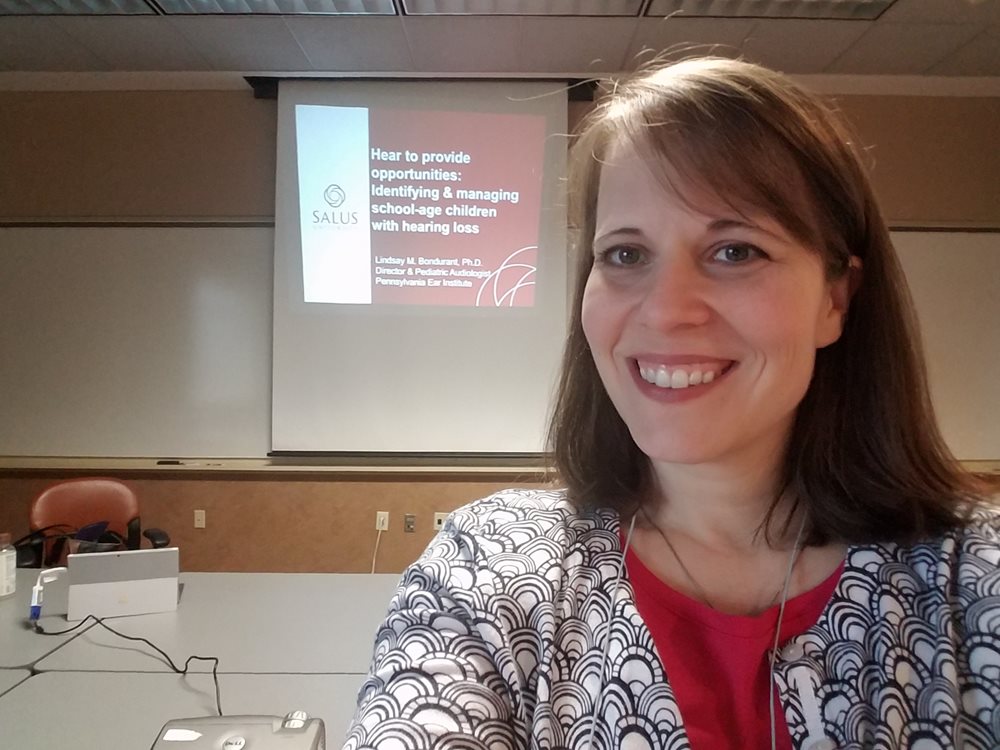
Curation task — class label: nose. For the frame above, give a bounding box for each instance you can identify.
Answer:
[634,254,714,331]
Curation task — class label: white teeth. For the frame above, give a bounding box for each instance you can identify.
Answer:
[638,362,729,389]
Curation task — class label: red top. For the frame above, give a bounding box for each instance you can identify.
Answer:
[626,543,843,749]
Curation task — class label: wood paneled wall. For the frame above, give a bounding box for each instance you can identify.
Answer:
[0,474,548,573]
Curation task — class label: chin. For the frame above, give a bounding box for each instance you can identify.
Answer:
[628,429,727,467]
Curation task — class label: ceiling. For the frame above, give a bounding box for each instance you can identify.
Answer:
[0,0,998,84]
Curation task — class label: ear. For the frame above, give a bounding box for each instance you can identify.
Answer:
[816,255,863,348]
[834,255,863,312]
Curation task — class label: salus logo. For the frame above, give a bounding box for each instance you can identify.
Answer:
[324,184,346,208]
[313,184,358,226]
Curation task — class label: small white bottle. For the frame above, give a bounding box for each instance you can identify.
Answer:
[0,532,16,598]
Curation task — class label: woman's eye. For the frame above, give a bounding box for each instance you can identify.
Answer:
[598,246,644,267]
[713,243,765,264]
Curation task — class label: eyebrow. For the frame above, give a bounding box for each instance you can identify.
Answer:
[707,217,786,241]
[594,218,785,244]
[593,227,643,244]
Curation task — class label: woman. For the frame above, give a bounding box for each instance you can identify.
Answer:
[343,58,998,750]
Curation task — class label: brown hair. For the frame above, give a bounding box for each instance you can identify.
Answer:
[548,57,991,544]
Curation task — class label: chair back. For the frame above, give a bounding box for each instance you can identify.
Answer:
[30,478,142,563]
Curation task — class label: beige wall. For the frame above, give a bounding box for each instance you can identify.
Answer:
[837,96,1000,227]
[0,91,277,220]
[1,89,999,225]
[1,86,997,573]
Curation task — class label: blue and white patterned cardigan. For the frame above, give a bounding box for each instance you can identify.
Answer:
[343,489,1000,750]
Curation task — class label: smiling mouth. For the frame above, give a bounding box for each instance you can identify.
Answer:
[634,360,737,390]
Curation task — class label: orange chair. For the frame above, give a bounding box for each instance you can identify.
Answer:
[26,478,170,567]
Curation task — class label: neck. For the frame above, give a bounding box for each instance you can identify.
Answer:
[631,455,850,615]
[646,452,797,553]
[629,430,849,615]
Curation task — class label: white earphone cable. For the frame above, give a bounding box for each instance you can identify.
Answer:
[768,513,808,750]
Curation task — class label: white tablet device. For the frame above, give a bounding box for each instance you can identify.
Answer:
[67,546,179,621]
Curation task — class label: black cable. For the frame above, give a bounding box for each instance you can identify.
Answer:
[35,615,223,716]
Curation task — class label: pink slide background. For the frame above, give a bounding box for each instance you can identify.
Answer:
[368,109,546,306]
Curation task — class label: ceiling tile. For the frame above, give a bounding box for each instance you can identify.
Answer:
[742,19,871,73]
[52,17,210,70]
[284,15,413,71]
[403,16,519,72]
[963,2,1000,24]
[626,17,755,68]
[1,6,999,78]
[879,0,970,23]
[879,0,1000,24]
[0,17,109,70]
[159,0,394,12]
[0,0,153,14]
[647,0,891,20]
[827,22,981,74]
[402,0,641,14]
[0,0,156,16]
[517,17,637,73]
[927,26,1000,76]
[169,16,312,71]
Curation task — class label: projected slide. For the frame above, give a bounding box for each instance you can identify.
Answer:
[296,105,546,307]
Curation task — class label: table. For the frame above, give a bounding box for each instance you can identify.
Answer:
[0,669,30,696]
[35,572,401,673]
[0,568,85,669]
[0,670,365,750]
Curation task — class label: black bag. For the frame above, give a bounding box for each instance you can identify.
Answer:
[13,522,127,568]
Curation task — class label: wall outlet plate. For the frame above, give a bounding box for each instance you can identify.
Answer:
[404,514,415,533]
[433,512,448,531]
[375,511,389,531]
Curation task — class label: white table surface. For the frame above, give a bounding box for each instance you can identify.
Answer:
[0,568,85,669]
[0,669,30,696]
[35,572,401,673]
[0,670,365,750]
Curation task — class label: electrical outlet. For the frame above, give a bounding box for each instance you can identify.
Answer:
[404,514,416,533]
[193,509,206,529]
[433,512,448,531]
[375,511,389,531]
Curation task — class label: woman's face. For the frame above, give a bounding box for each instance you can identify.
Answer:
[582,143,850,469]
